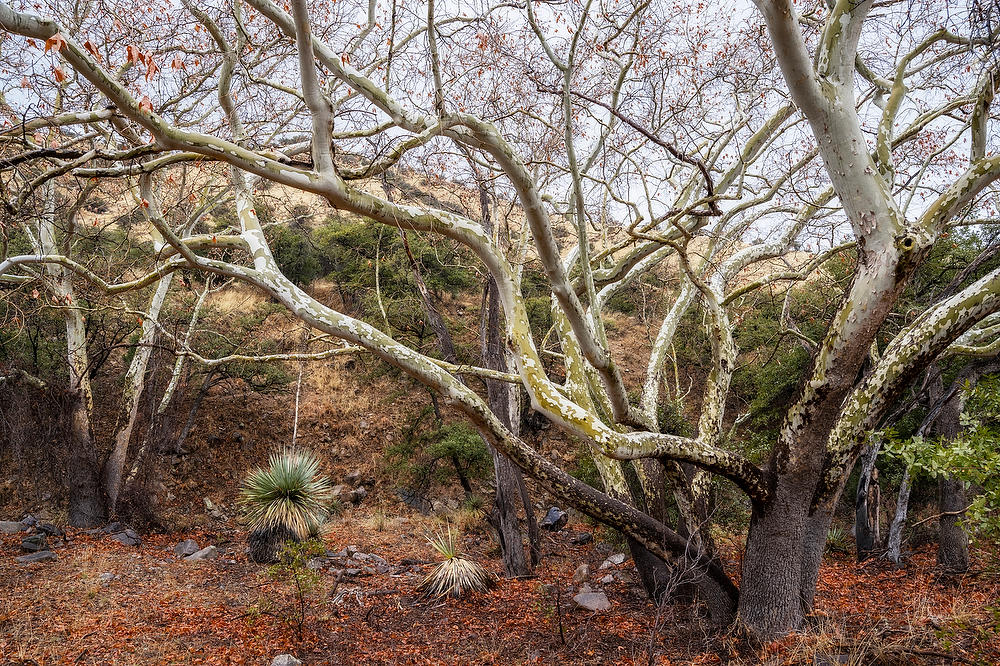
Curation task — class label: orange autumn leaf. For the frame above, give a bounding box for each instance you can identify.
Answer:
[138,95,153,113]
[53,66,67,83]
[83,39,102,62]
[44,32,66,52]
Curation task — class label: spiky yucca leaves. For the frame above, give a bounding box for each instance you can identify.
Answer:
[241,449,333,562]
[416,525,495,599]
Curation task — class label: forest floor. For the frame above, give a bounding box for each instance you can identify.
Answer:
[1,509,998,666]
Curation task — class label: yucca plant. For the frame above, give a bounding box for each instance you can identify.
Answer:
[241,448,334,563]
[416,524,495,599]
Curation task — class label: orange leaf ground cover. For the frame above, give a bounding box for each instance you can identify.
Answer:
[1,516,997,665]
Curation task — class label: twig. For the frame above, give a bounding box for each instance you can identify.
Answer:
[911,504,974,528]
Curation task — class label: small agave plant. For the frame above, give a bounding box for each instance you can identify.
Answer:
[416,524,495,599]
[241,448,333,563]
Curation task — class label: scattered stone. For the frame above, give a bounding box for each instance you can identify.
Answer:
[572,563,590,584]
[203,498,227,521]
[570,532,593,545]
[0,520,25,534]
[21,533,48,552]
[344,470,362,486]
[578,583,592,594]
[111,529,141,547]
[354,552,387,565]
[185,545,218,561]
[599,553,626,569]
[307,557,327,571]
[331,485,351,503]
[396,488,432,514]
[349,486,368,504]
[600,574,614,585]
[37,523,64,538]
[103,521,123,534]
[573,591,611,612]
[271,655,302,666]
[16,550,57,564]
[21,514,39,528]
[539,507,568,532]
[173,539,199,557]
[98,573,116,585]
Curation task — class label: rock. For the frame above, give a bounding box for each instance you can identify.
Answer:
[98,573,116,585]
[16,550,57,564]
[21,533,48,552]
[599,553,626,569]
[0,520,25,534]
[572,563,590,584]
[539,507,568,532]
[570,532,593,545]
[331,484,351,503]
[344,470,362,486]
[203,497,227,520]
[173,539,199,557]
[573,591,611,612]
[103,521,123,534]
[600,574,614,585]
[111,529,141,547]
[21,514,39,527]
[271,655,302,666]
[306,557,327,571]
[185,545,218,561]
[396,487,432,514]
[37,523,64,538]
[349,486,368,504]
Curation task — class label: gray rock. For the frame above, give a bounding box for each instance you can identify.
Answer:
[38,523,64,538]
[111,529,141,547]
[572,563,590,584]
[599,574,614,585]
[331,484,351,503]
[396,487,432,514]
[540,507,568,532]
[173,539,200,557]
[349,486,368,504]
[203,497,227,521]
[573,591,611,612]
[103,521,123,534]
[271,655,302,666]
[98,572,116,585]
[185,545,218,561]
[570,532,593,545]
[16,550,57,564]
[344,470,362,486]
[21,533,48,552]
[599,553,626,569]
[0,520,25,534]
[306,557,327,571]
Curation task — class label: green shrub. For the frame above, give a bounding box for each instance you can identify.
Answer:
[241,449,333,563]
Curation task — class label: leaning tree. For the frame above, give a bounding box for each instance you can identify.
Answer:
[2,0,999,638]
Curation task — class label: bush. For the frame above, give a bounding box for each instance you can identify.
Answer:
[417,525,495,598]
[241,449,333,563]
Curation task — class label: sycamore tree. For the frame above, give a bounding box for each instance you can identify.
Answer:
[2,0,1000,638]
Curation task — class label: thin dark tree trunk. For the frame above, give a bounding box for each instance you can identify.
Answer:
[928,365,973,572]
[937,477,969,572]
[65,388,106,527]
[174,369,216,454]
[855,442,882,560]
[383,174,537,576]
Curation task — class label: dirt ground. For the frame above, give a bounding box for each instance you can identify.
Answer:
[1,508,998,666]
